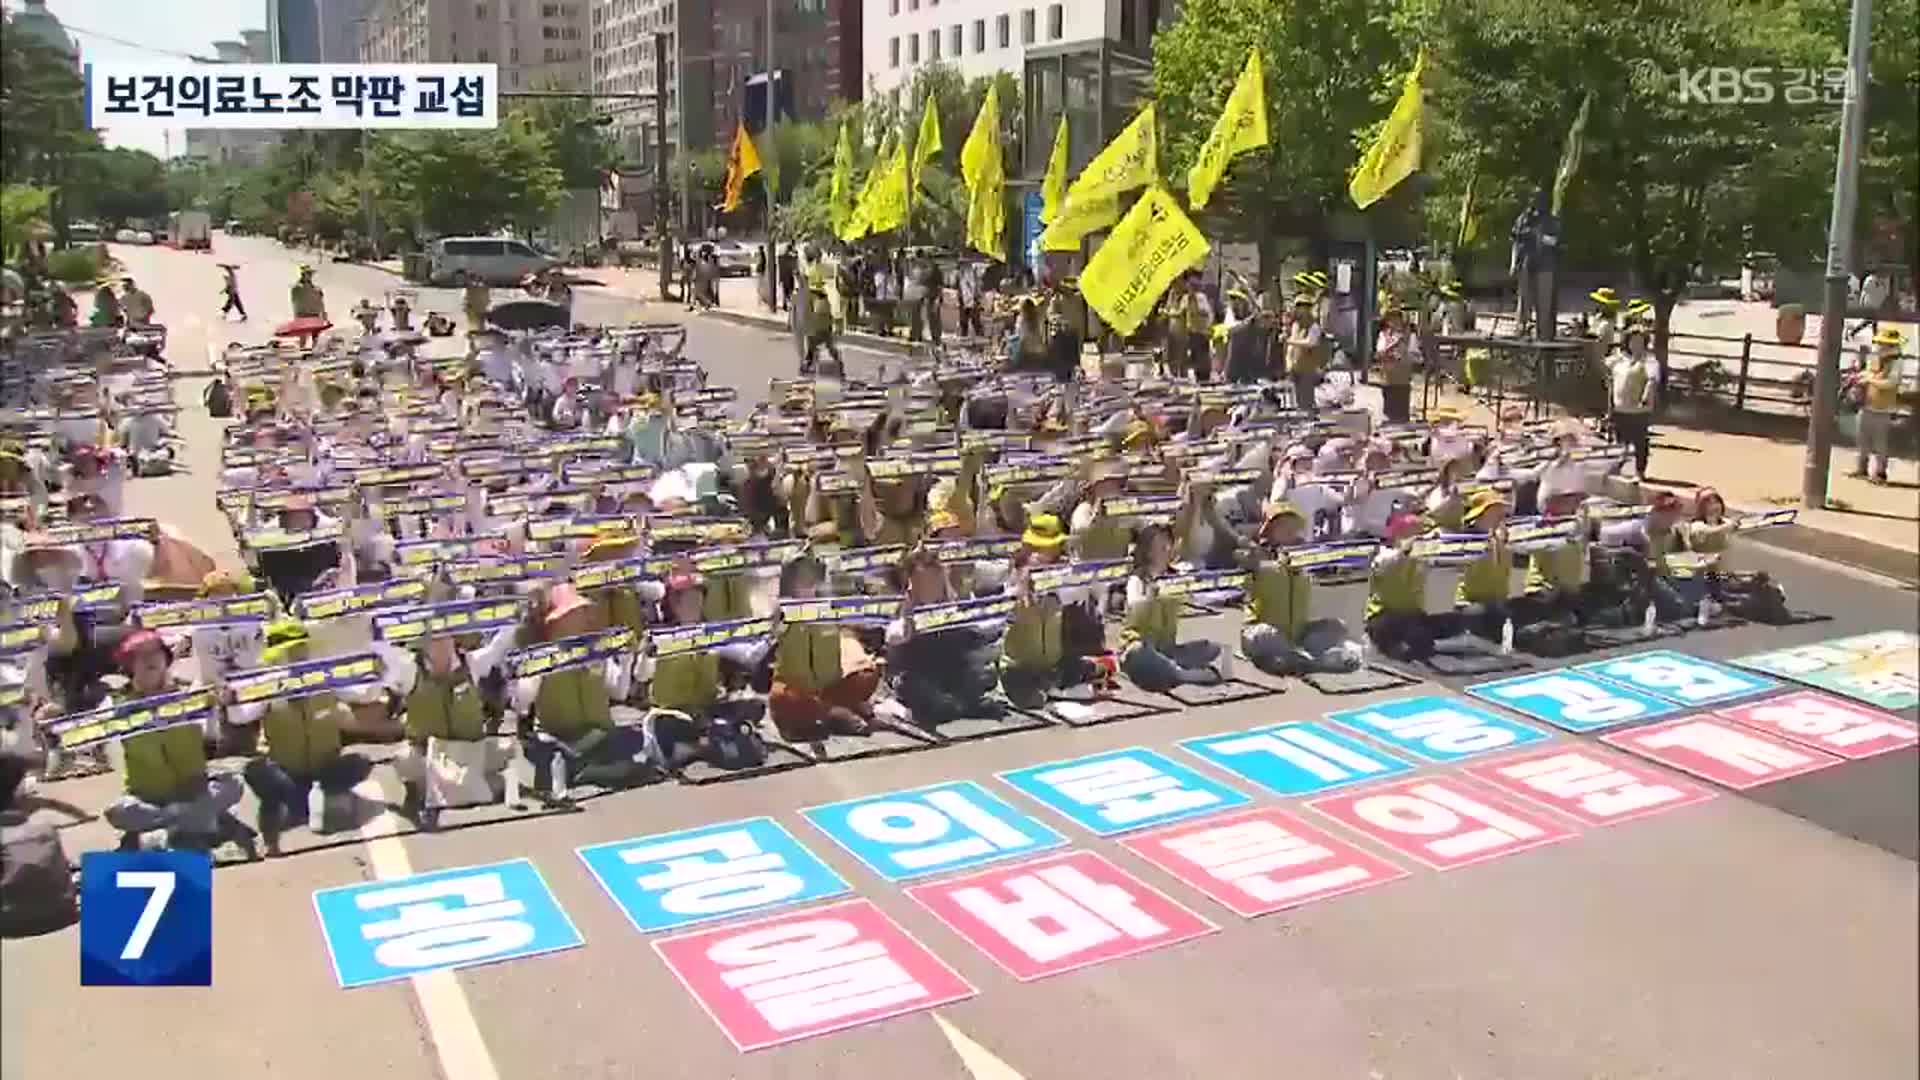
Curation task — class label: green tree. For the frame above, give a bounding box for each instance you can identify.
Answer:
[1417,0,1834,371]
[369,124,564,237]
[1,30,98,242]
[1,184,52,261]
[509,94,620,190]
[68,147,169,227]
[1152,0,1404,269]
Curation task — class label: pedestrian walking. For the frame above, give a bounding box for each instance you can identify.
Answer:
[219,264,247,321]
[777,244,797,312]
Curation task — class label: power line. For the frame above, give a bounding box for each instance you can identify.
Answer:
[62,22,217,63]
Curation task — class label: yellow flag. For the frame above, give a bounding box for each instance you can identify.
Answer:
[1080,187,1210,337]
[1041,104,1158,251]
[841,133,893,242]
[829,121,856,236]
[961,84,1006,261]
[865,138,911,236]
[1456,170,1479,248]
[1040,116,1069,222]
[911,94,943,195]
[719,121,763,213]
[1187,49,1269,211]
[1349,51,1424,209]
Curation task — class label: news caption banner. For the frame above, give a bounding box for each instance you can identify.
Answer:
[85,63,499,131]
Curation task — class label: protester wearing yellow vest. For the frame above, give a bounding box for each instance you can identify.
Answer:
[508,584,646,800]
[1852,328,1904,484]
[1119,522,1228,691]
[231,620,372,855]
[768,553,881,742]
[1000,514,1111,709]
[1451,489,1515,641]
[1364,509,1459,661]
[101,630,256,856]
[1235,502,1363,676]
[1284,296,1325,415]
[376,627,519,828]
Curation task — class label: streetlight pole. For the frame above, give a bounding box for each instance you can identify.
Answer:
[1803,0,1873,509]
[763,0,777,306]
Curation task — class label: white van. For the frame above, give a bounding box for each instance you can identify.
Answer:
[427,236,556,286]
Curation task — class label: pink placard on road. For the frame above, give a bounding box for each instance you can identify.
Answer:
[1120,807,1409,919]
[1601,715,1845,790]
[1306,776,1578,871]
[1712,691,1920,761]
[1465,745,1717,828]
[650,898,975,1053]
[904,849,1218,982]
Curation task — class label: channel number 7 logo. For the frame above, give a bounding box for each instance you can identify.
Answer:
[80,851,214,986]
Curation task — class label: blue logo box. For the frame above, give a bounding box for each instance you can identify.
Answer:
[81,850,213,986]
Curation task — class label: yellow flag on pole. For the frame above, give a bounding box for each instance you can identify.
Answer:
[1348,51,1424,210]
[1040,115,1069,222]
[1456,170,1479,248]
[829,121,856,236]
[719,121,763,213]
[865,137,911,236]
[1551,92,1592,216]
[1079,187,1210,337]
[1187,48,1269,211]
[911,93,943,197]
[961,84,1006,261]
[1041,104,1158,251]
[841,132,893,242]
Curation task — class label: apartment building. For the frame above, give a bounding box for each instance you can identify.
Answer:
[589,0,676,162]
[356,0,590,90]
[863,0,1169,96]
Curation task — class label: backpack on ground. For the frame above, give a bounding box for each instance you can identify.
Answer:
[0,817,79,937]
[706,716,767,770]
[203,377,233,418]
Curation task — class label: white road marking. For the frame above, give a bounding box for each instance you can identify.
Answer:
[933,1013,1028,1080]
[350,777,503,1080]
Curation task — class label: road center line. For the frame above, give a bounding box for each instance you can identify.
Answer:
[351,778,502,1080]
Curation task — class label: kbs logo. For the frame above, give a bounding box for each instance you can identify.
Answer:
[1672,67,1852,105]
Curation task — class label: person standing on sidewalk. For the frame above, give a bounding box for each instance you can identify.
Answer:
[1373,305,1418,422]
[1608,323,1656,478]
[778,244,798,311]
[1285,296,1325,414]
[956,259,984,339]
[1851,328,1905,484]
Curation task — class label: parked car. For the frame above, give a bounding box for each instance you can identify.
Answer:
[114,228,137,243]
[710,239,757,277]
[224,219,243,234]
[425,235,556,286]
[68,222,100,243]
[133,230,155,245]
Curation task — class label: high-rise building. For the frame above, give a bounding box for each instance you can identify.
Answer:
[357,0,589,90]
[588,0,676,165]
[862,0,1167,97]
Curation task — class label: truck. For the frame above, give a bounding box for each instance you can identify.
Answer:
[168,210,212,251]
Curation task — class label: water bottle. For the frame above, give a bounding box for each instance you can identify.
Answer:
[1696,595,1712,628]
[552,753,570,801]
[1642,602,1658,638]
[503,749,523,808]
[307,780,325,832]
[1499,617,1515,656]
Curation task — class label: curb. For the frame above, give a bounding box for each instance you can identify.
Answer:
[1743,524,1919,586]
[700,306,919,356]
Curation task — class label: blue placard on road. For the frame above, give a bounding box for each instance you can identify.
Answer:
[1576,650,1778,707]
[313,858,582,989]
[576,817,848,935]
[1467,670,1681,733]
[80,850,213,986]
[998,747,1251,837]
[1179,722,1415,798]
[802,780,1065,883]
[1325,695,1550,763]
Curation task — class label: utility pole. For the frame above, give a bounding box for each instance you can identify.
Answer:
[654,31,673,300]
[763,0,778,306]
[1803,0,1873,509]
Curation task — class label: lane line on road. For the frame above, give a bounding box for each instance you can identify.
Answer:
[351,777,504,1080]
[933,1013,1028,1080]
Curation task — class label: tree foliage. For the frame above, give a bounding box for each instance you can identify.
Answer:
[369,122,564,238]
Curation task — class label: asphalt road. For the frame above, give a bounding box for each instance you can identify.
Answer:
[2,237,1915,1080]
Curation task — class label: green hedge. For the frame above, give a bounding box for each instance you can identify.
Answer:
[46,245,107,284]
